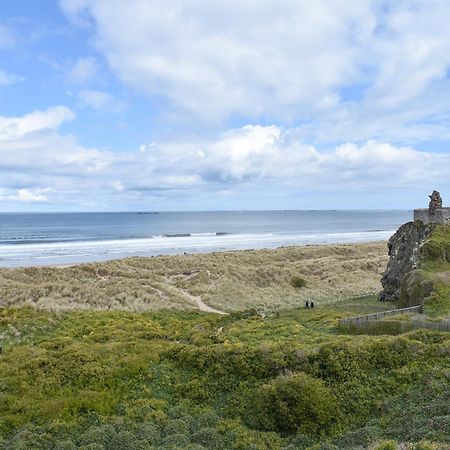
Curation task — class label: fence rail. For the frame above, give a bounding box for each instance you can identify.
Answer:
[339,305,422,326]
[339,305,450,333]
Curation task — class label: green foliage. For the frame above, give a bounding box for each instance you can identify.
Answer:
[291,276,307,289]
[423,282,450,317]
[413,441,440,450]
[420,224,450,265]
[0,302,448,449]
[373,440,398,450]
[398,270,433,308]
[252,373,339,435]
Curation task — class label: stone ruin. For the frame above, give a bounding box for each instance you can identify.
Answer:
[414,190,450,225]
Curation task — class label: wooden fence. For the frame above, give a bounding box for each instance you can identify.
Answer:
[339,305,450,333]
[339,305,422,327]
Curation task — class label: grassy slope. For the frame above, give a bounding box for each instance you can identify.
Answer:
[0,242,387,312]
[420,225,450,317]
[0,298,449,450]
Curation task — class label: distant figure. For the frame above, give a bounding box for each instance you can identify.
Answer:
[305,300,310,308]
[429,190,443,215]
[310,300,315,308]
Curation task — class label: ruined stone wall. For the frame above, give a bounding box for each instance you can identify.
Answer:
[413,208,450,225]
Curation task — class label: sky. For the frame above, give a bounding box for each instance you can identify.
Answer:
[1,0,450,211]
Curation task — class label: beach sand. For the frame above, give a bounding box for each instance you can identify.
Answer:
[0,241,388,313]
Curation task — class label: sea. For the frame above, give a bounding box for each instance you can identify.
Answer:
[0,210,411,267]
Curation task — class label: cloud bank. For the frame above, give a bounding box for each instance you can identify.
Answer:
[1,106,449,209]
[60,0,450,143]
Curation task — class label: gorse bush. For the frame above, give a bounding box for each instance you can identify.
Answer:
[0,304,448,449]
[252,372,339,435]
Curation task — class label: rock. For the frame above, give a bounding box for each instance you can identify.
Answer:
[378,221,432,302]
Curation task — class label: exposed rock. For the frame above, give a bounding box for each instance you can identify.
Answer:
[378,221,432,302]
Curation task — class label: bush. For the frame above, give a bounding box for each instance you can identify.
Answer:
[291,276,307,289]
[414,441,439,450]
[252,372,339,435]
[334,425,382,448]
[191,427,222,449]
[374,440,398,450]
[161,433,190,448]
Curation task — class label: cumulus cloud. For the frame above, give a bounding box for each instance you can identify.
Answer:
[60,0,372,120]
[59,0,450,141]
[0,106,75,141]
[0,107,449,208]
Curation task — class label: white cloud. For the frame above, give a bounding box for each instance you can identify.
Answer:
[0,107,449,208]
[78,89,125,111]
[0,188,49,203]
[0,69,22,86]
[0,106,75,141]
[60,0,373,121]
[68,57,98,84]
[57,0,450,145]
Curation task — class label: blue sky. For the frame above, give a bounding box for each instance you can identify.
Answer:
[1,0,450,211]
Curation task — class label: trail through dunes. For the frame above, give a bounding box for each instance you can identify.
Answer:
[0,242,388,312]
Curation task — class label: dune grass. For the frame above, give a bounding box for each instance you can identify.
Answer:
[0,242,388,313]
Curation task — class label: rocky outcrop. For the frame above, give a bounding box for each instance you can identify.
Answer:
[378,221,432,302]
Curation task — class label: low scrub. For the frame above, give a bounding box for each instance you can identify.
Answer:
[0,304,448,449]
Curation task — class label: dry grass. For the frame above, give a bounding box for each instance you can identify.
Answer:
[0,242,388,312]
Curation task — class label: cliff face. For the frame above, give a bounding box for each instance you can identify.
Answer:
[378,222,432,302]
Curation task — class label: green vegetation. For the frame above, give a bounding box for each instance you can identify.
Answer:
[0,239,448,449]
[291,276,307,289]
[419,225,450,317]
[396,225,450,318]
[0,297,448,449]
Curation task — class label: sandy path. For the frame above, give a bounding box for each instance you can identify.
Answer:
[178,289,228,315]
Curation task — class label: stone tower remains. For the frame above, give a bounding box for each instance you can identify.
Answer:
[414,190,450,225]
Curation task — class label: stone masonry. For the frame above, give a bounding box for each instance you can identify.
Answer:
[413,190,450,225]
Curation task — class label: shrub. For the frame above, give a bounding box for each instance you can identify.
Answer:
[414,441,439,450]
[252,372,339,435]
[373,440,398,450]
[291,276,307,289]
[191,427,222,449]
[55,441,77,450]
[161,433,190,447]
[333,425,382,448]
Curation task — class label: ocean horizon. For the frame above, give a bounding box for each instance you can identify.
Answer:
[0,210,411,267]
